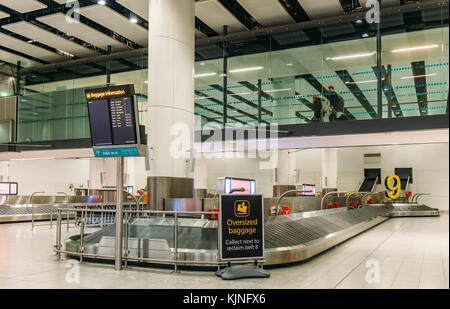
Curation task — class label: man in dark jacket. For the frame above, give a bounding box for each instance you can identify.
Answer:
[326,86,346,122]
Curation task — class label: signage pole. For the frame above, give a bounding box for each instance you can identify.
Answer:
[115,157,124,271]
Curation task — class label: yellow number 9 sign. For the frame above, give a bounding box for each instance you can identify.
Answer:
[385,175,401,200]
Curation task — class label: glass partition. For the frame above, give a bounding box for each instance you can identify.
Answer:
[14,4,449,140]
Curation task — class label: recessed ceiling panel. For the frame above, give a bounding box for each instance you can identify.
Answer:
[0,33,66,62]
[237,0,294,27]
[0,49,40,67]
[0,0,46,13]
[359,0,400,9]
[3,21,97,57]
[37,13,129,52]
[0,11,9,19]
[117,0,149,20]
[297,0,344,19]
[196,29,207,39]
[79,4,148,46]
[195,0,247,34]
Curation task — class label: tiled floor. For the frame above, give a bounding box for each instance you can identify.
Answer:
[0,214,448,289]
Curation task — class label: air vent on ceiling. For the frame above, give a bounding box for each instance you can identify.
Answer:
[364,153,381,164]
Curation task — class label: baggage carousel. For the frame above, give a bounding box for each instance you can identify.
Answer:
[65,205,393,266]
[386,203,440,217]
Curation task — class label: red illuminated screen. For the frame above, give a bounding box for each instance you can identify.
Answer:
[302,185,316,196]
[0,182,18,195]
[230,178,254,194]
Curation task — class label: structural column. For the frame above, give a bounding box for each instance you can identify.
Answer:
[148,0,195,178]
[321,148,338,194]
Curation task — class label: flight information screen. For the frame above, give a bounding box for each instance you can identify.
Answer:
[110,97,137,145]
[86,85,137,147]
[87,99,113,146]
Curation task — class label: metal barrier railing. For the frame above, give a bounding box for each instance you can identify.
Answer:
[54,208,263,272]
[411,193,430,204]
[320,191,350,210]
[30,191,45,231]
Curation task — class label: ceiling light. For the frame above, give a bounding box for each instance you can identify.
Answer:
[392,44,439,53]
[361,33,369,38]
[345,78,385,84]
[266,88,292,93]
[400,73,438,79]
[229,66,264,73]
[27,40,35,43]
[287,63,293,66]
[194,72,217,78]
[355,19,363,24]
[326,52,376,60]
[97,0,106,5]
[130,16,138,23]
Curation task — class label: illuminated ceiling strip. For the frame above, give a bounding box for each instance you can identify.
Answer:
[401,73,438,79]
[326,52,376,61]
[229,66,264,73]
[195,72,217,78]
[392,45,439,53]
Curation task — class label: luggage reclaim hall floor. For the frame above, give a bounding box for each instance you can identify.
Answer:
[0,212,447,289]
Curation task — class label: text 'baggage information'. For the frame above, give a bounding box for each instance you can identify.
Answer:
[220,195,264,261]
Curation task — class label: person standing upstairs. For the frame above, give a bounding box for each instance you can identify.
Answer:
[326,86,346,122]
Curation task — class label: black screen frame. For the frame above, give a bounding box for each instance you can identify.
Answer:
[86,85,139,147]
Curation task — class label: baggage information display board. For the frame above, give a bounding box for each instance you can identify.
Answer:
[219,194,264,261]
[86,85,137,147]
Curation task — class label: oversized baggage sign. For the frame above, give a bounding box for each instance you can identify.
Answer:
[219,194,264,261]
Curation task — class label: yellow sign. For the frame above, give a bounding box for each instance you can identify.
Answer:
[385,174,401,199]
[86,89,126,100]
[234,200,250,217]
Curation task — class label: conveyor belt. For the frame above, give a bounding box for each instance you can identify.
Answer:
[0,205,63,223]
[65,206,392,266]
[387,204,440,217]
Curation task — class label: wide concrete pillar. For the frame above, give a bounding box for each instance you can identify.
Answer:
[147,0,195,210]
[322,148,338,193]
[148,0,195,178]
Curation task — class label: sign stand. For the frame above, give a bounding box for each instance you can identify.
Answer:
[216,194,270,280]
[85,84,146,271]
[114,157,124,271]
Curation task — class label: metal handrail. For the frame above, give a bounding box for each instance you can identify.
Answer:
[30,191,45,231]
[275,190,312,215]
[345,192,368,207]
[320,191,350,210]
[56,192,70,231]
[412,193,430,204]
[54,208,262,272]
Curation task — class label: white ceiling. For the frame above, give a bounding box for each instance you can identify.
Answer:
[297,0,344,19]
[0,32,67,62]
[37,13,130,52]
[195,0,247,34]
[0,49,39,67]
[237,0,294,27]
[0,11,9,19]
[0,0,46,13]
[116,0,149,20]
[2,21,97,58]
[79,4,148,46]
